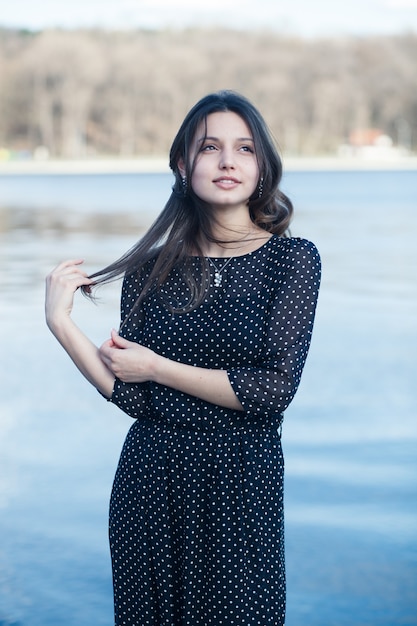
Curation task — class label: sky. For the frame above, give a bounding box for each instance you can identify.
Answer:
[1,0,417,36]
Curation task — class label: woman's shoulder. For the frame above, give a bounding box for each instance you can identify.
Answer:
[266,236,321,279]
[269,234,320,260]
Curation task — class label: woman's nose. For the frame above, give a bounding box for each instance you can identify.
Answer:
[219,149,235,169]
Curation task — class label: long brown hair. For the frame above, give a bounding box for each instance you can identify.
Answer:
[83,90,293,313]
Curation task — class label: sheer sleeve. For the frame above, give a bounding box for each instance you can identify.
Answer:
[227,239,321,416]
[106,268,151,419]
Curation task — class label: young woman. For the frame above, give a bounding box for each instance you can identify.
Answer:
[45,90,321,625]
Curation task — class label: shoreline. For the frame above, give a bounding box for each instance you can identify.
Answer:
[1,155,417,175]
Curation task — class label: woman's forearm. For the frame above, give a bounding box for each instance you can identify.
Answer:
[151,355,243,411]
[100,331,242,410]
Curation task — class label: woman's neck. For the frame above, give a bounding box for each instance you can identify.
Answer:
[200,226,272,258]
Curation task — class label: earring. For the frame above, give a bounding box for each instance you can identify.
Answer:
[258,176,264,198]
[182,176,187,196]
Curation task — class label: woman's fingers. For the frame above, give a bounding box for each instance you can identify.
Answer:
[47,259,93,287]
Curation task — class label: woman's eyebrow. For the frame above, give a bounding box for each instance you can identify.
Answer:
[197,136,254,143]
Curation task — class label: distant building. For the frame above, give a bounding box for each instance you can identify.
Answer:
[338,128,407,160]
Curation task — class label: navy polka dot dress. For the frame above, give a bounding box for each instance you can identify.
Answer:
[107,235,321,625]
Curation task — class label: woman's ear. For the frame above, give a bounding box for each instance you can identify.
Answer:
[177,158,186,178]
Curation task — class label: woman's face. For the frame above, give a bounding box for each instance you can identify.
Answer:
[186,111,260,213]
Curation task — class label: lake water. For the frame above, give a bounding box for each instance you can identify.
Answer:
[0,168,416,625]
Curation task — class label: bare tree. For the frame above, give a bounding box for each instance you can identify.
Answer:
[1,27,415,157]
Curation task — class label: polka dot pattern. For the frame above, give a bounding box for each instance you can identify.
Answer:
[107,235,321,625]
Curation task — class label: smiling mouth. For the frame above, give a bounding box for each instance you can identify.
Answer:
[213,177,240,184]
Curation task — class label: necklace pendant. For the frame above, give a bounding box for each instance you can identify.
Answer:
[214,272,222,287]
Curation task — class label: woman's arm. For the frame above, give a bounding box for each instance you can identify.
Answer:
[228,239,321,415]
[45,259,115,398]
[100,330,244,411]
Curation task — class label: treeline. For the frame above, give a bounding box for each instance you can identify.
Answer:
[0,27,416,157]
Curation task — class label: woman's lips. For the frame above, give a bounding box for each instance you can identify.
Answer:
[213,177,240,188]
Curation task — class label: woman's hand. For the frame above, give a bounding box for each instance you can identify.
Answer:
[45,259,94,332]
[99,329,158,383]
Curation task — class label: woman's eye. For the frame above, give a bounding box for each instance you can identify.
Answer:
[240,145,254,153]
[201,144,217,152]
